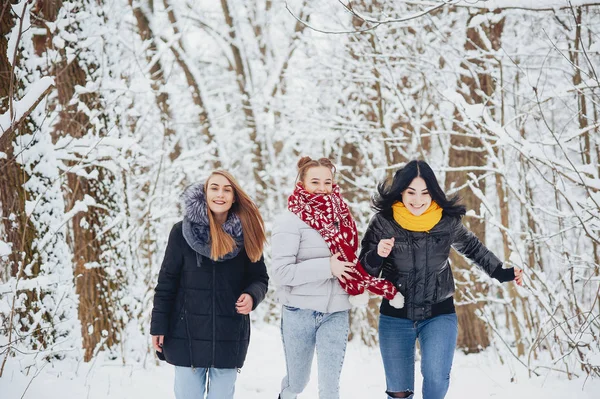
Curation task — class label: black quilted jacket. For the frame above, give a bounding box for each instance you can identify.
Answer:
[359,212,514,321]
[150,222,268,368]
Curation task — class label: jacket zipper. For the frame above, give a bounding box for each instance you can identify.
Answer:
[236,316,244,367]
[212,261,216,367]
[183,296,195,370]
[425,231,430,317]
[408,235,416,318]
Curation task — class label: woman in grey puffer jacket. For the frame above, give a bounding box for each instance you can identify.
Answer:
[271,156,356,399]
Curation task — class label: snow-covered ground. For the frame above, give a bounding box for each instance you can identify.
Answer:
[1,323,598,398]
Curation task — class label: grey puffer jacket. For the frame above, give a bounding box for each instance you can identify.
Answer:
[271,211,351,313]
[359,211,514,321]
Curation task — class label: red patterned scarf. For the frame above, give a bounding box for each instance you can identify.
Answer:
[288,183,399,302]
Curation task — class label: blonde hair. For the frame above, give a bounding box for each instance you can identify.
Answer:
[204,171,266,262]
[296,156,336,184]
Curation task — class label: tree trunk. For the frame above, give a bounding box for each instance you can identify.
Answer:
[0,3,56,370]
[446,143,490,353]
[494,159,525,356]
[129,0,180,161]
[162,0,220,167]
[570,8,591,166]
[31,1,121,362]
[446,10,505,353]
[220,0,267,203]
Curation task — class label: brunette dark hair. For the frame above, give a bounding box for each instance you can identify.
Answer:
[373,160,466,217]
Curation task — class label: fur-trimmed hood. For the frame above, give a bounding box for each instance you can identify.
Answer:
[180,182,243,261]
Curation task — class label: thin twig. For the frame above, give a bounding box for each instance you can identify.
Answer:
[285,1,381,35]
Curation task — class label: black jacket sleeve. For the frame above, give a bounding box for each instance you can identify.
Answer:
[452,219,513,282]
[359,214,386,277]
[150,223,183,336]
[243,255,269,310]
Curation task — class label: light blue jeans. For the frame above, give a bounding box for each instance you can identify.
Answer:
[378,313,458,399]
[279,306,350,399]
[174,366,238,399]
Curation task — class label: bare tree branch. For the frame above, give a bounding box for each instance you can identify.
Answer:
[0,84,53,149]
[339,0,455,24]
[285,1,381,35]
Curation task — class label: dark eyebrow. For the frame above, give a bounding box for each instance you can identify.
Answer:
[310,178,333,183]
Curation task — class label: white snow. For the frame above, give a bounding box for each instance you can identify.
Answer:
[459,0,600,9]
[1,324,597,399]
[0,240,11,257]
[1,0,599,395]
[6,1,31,68]
[0,76,54,132]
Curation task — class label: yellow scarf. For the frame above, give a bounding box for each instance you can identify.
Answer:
[392,201,443,232]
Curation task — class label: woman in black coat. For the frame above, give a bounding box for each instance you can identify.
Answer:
[150,170,268,399]
[359,160,523,399]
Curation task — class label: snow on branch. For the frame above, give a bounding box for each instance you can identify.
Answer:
[452,0,600,11]
[0,77,55,146]
[285,1,458,34]
[339,0,458,24]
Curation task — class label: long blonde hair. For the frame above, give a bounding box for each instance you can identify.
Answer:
[204,171,265,262]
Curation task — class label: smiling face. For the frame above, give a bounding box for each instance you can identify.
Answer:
[206,174,235,218]
[401,177,431,216]
[302,166,333,194]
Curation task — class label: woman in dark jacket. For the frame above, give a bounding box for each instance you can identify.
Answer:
[359,160,523,399]
[150,170,268,399]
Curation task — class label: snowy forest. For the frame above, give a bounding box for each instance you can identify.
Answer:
[1,0,600,397]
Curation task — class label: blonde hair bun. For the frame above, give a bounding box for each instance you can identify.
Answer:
[297,156,313,169]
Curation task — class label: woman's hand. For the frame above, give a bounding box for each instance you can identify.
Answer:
[514,267,523,286]
[330,252,355,283]
[377,237,395,257]
[236,293,254,315]
[152,335,164,352]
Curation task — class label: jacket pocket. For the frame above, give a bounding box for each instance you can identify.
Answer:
[169,297,186,332]
[396,271,412,297]
[177,299,185,319]
[434,266,455,303]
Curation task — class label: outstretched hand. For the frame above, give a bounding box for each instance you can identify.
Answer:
[514,267,523,286]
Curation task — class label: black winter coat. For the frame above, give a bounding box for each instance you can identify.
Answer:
[150,222,269,368]
[359,212,514,321]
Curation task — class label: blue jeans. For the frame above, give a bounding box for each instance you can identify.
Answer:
[174,366,238,399]
[279,306,349,399]
[379,313,458,399]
